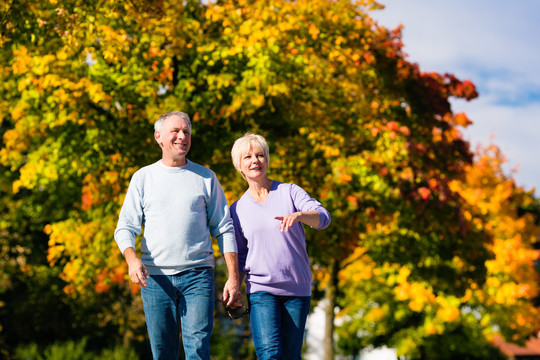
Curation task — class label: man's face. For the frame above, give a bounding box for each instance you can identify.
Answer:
[154,115,191,162]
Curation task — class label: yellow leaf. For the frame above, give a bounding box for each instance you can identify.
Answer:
[250,94,265,107]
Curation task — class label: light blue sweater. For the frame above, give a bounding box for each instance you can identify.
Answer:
[114,159,237,275]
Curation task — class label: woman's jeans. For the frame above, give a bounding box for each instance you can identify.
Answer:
[248,292,311,360]
[141,268,214,360]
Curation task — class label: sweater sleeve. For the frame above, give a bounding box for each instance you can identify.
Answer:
[114,172,144,254]
[230,201,248,272]
[207,172,237,254]
[290,183,331,229]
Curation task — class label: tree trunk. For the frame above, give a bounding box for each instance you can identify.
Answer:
[323,258,339,360]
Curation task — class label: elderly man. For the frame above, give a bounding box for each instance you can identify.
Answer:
[114,111,241,359]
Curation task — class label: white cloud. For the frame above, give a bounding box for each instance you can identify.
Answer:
[373,1,540,74]
[456,98,540,194]
[372,0,540,195]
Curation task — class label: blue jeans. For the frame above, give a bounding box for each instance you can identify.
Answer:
[141,268,214,360]
[248,292,311,360]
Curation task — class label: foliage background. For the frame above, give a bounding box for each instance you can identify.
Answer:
[1,0,539,359]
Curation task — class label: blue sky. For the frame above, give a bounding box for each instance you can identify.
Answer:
[371,1,540,196]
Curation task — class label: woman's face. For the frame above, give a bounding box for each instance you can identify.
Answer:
[240,145,268,180]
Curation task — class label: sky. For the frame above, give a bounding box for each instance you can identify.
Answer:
[371,0,540,196]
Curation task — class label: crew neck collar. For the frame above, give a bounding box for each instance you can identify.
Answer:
[158,159,190,171]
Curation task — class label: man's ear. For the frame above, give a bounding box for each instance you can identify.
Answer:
[154,131,163,147]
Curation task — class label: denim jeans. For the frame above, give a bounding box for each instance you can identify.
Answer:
[141,268,214,360]
[248,292,311,360]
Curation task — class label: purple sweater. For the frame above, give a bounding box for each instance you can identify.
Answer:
[230,181,330,296]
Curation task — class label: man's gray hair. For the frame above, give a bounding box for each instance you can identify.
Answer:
[154,111,192,132]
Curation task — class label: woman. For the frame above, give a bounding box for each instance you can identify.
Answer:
[230,133,331,360]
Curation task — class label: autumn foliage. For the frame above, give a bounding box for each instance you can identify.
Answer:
[0,0,539,359]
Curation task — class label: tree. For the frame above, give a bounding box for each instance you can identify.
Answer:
[1,0,538,358]
[450,145,540,342]
[336,144,540,359]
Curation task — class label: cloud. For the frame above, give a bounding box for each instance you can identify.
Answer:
[457,97,540,194]
[372,0,540,195]
[374,1,540,74]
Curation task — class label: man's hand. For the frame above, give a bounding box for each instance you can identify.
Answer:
[123,247,149,288]
[222,252,242,308]
[222,278,242,308]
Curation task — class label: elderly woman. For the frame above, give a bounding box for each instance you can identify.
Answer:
[230,133,331,360]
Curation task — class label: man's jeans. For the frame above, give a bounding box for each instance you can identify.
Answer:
[141,268,214,360]
[248,292,311,360]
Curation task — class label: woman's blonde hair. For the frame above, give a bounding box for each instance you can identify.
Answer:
[231,133,270,175]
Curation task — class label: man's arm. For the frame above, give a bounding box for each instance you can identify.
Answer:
[204,172,242,306]
[114,172,148,287]
[222,252,242,308]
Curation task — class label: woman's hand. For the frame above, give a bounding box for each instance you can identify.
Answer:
[275,210,321,231]
[274,212,303,232]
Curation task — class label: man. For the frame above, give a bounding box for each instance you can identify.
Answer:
[114,111,241,360]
